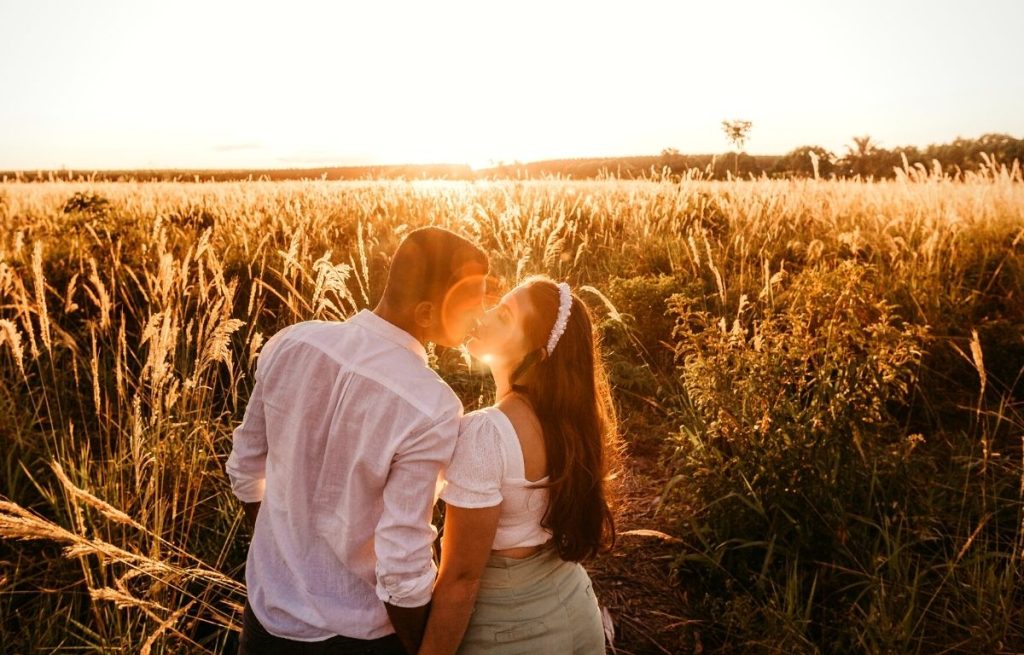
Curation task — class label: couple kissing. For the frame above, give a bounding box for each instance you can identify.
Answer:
[227,226,616,654]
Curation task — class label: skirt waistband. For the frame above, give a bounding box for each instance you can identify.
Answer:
[479,542,571,590]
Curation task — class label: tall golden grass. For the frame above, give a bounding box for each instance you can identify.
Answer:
[0,160,1022,652]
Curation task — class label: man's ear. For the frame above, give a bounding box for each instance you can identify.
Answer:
[412,301,437,329]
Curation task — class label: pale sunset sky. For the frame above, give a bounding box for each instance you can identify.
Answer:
[1,0,1022,170]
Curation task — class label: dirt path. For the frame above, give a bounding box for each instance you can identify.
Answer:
[588,412,697,655]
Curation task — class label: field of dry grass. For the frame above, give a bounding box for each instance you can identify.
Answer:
[1,166,1022,653]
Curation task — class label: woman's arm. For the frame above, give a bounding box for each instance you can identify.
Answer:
[418,504,501,655]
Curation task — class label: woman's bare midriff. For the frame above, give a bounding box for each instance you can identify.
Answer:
[491,542,548,559]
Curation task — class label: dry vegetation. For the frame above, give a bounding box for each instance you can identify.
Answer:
[1,163,1022,653]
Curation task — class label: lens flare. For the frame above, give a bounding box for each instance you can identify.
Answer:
[439,272,497,344]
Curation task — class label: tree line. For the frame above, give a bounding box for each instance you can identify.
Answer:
[662,132,1024,179]
[4,134,1021,182]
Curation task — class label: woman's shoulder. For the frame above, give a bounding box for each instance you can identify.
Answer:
[455,408,516,469]
[493,397,543,451]
[441,408,509,508]
[461,406,511,434]
[494,395,546,482]
[494,395,539,428]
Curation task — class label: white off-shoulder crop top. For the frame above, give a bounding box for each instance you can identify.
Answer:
[439,407,553,550]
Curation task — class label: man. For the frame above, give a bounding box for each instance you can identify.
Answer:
[227,226,489,654]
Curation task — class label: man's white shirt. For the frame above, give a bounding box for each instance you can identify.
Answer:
[226,310,461,641]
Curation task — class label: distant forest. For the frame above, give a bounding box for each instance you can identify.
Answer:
[3,133,1021,182]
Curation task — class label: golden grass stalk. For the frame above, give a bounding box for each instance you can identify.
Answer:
[31,241,51,355]
[0,318,26,378]
[139,599,197,655]
[90,586,169,614]
[51,461,146,531]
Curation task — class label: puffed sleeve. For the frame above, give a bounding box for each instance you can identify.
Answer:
[440,411,506,508]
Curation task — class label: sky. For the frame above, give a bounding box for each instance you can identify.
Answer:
[1,0,1022,170]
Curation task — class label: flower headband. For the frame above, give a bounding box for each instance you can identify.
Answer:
[545,282,573,356]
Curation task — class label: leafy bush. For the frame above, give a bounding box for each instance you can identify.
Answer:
[663,258,1024,651]
[61,190,111,217]
[668,261,927,555]
[664,262,939,649]
[598,275,695,400]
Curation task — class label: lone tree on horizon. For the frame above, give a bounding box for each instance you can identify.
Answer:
[844,134,878,178]
[721,119,753,176]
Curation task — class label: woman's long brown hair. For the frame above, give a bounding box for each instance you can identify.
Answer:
[510,275,618,562]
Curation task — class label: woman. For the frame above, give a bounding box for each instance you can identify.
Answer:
[419,275,617,655]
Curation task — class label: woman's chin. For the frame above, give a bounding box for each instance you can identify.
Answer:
[465,340,494,365]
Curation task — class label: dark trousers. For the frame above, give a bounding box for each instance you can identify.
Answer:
[239,601,406,655]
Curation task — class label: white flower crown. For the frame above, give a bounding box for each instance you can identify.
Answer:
[545,282,573,356]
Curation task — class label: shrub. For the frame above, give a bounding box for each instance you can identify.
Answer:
[665,262,931,649]
[61,191,111,217]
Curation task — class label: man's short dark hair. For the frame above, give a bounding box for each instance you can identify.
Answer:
[381,227,488,309]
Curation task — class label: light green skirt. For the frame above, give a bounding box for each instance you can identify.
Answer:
[458,544,605,654]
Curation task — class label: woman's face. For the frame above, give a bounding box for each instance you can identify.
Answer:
[465,285,535,366]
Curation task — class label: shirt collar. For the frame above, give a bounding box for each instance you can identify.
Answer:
[349,309,429,365]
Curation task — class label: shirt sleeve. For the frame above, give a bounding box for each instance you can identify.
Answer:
[224,328,288,503]
[439,412,506,509]
[374,404,461,608]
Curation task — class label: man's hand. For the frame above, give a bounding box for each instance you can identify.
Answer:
[243,501,261,530]
[384,602,430,655]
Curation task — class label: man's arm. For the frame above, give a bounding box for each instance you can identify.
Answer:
[374,408,460,654]
[384,603,431,655]
[243,501,261,530]
[226,347,273,525]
